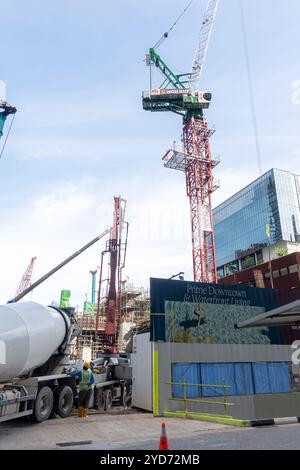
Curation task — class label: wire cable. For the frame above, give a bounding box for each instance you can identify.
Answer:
[239,0,263,176]
[153,0,194,50]
[0,113,16,160]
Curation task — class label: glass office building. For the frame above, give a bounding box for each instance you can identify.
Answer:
[214,169,300,279]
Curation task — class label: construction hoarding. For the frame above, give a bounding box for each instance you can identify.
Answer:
[149,277,294,344]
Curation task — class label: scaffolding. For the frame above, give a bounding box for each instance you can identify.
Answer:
[73,285,150,358]
[117,285,150,352]
[73,303,106,360]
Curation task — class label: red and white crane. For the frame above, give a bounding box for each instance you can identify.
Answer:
[14,257,37,299]
[143,0,219,283]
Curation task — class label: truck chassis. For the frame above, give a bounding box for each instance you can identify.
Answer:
[0,374,131,423]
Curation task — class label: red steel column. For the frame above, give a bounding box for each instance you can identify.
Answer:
[105,198,119,350]
[183,117,217,283]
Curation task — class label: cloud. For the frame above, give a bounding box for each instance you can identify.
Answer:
[1,147,298,308]
[0,173,194,307]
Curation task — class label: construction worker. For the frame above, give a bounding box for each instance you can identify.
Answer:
[71,361,95,418]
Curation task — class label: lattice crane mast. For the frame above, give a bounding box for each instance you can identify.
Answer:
[189,0,219,92]
[143,0,219,283]
[14,257,37,299]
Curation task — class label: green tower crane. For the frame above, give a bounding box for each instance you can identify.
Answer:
[0,101,17,139]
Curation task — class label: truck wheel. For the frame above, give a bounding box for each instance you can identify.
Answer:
[104,389,112,411]
[33,386,54,423]
[54,385,74,418]
[94,388,105,410]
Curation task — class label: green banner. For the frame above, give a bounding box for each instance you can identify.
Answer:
[60,289,71,309]
[83,301,97,316]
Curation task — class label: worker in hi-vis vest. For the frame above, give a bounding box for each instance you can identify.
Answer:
[71,361,95,418]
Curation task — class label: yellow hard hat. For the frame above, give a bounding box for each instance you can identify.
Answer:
[83,361,90,369]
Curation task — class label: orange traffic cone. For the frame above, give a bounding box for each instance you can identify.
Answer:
[158,421,169,450]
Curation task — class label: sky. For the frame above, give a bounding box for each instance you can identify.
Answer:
[0,0,299,307]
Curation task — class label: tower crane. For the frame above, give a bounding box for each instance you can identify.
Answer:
[143,0,219,283]
[14,257,37,299]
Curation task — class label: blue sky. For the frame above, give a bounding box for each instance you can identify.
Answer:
[0,0,299,306]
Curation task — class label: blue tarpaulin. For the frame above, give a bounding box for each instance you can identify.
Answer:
[252,363,271,393]
[171,363,202,399]
[172,362,290,398]
[268,363,291,393]
[252,362,291,394]
[201,363,236,397]
[234,363,254,395]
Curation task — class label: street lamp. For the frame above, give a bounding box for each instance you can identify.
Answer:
[169,272,185,280]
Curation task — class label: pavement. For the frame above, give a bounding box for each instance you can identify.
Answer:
[0,410,300,450]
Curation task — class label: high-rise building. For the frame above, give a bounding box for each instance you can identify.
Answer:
[214,169,300,279]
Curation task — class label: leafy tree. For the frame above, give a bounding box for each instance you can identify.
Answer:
[274,248,288,257]
[243,256,255,268]
[174,329,197,344]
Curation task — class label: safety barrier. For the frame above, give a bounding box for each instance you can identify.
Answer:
[166,378,235,417]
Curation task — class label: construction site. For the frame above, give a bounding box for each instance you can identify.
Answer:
[0,0,300,453]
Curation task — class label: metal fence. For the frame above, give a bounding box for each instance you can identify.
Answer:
[166,378,235,417]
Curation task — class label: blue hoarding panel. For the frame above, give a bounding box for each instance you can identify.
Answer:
[171,363,202,399]
[234,363,254,395]
[252,363,271,394]
[201,363,236,397]
[268,363,291,393]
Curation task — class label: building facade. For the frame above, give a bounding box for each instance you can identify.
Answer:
[214,169,300,280]
[219,252,300,307]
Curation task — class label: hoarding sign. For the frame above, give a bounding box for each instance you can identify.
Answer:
[150,277,283,344]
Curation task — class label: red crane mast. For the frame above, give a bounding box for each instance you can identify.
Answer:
[96,196,128,352]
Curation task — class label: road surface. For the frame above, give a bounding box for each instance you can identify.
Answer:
[0,411,299,450]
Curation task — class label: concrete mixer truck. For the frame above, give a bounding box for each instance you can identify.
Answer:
[0,227,132,423]
[0,229,110,423]
[0,301,80,423]
[0,301,132,423]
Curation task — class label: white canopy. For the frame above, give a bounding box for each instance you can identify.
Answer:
[237,299,300,328]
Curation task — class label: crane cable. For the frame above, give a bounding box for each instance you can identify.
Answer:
[153,0,194,50]
[239,0,263,176]
[0,113,16,160]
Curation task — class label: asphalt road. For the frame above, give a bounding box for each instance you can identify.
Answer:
[109,424,300,450]
[1,411,300,450]
[65,419,300,451]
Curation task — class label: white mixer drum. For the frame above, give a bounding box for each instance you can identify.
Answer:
[0,301,70,382]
